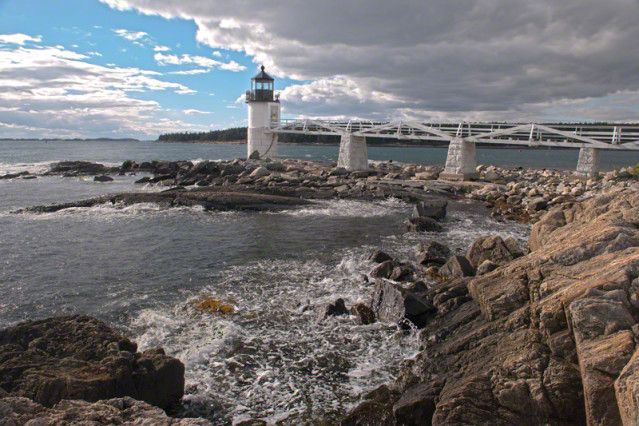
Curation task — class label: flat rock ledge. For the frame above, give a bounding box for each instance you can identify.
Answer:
[344,188,639,425]
[0,315,201,424]
[13,189,313,214]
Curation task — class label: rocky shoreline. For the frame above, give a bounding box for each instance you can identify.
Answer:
[4,158,639,424]
[342,188,639,424]
[0,315,209,424]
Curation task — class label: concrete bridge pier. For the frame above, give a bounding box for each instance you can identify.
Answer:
[337,133,368,171]
[575,147,600,178]
[439,137,479,181]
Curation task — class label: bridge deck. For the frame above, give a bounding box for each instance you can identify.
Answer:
[269,119,639,150]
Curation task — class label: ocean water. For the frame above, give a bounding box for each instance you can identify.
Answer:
[0,138,583,424]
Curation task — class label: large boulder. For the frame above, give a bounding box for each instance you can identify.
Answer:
[368,250,393,264]
[466,235,523,269]
[371,279,436,328]
[0,315,184,410]
[249,166,271,178]
[370,260,397,279]
[412,198,448,221]
[439,255,475,279]
[48,161,110,176]
[568,289,636,425]
[317,298,349,322]
[405,217,442,232]
[415,241,451,266]
[351,304,376,325]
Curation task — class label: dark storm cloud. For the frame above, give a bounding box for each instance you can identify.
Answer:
[102,0,639,121]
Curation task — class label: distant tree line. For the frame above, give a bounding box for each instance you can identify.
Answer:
[156,127,448,146]
[158,127,247,142]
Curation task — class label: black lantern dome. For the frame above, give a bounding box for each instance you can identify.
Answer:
[246,65,278,102]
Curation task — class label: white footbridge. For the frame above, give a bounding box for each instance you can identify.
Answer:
[245,67,639,179]
[271,120,639,179]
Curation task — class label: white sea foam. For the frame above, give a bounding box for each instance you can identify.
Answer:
[0,161,53,175]
[129,249,419,424]
[278,197,409,218]
[22,202,210,221]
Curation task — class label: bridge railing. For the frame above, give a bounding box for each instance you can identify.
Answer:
[269,119,639,149]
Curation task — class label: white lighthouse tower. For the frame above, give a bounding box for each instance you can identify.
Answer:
[245,65,280,159]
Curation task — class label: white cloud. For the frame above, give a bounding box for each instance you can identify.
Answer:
[183,108,211,114]
[99,0,639,122]
[0,34,42,45]
[113,29,148,41]
[0,41,201,138]
[153,45,171,51]
[169,68,210,75]
[154,52,245,72]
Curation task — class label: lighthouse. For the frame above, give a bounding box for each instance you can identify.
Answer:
[245,65,280,159]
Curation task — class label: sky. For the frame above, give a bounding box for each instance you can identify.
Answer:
[1,0,639,139]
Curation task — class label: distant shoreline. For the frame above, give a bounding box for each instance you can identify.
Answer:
[0,138,578,150]
[0,138,139,142]
[154,139,563,150]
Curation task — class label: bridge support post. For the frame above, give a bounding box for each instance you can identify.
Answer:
[439,137,479,181]
[575,147,600,178]
[338,133,368,171]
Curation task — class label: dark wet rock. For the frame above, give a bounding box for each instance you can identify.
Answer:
[94,175,114,182]
[476,259,500,275]
[317,298,349,321]
[265,162,286,172]
[0,315,184,410]
[438,255,475,279]
[405,217,442,232]
[371,279,436,328]
[341,385,400,426]
[416,241,451,266]
[218,163,244,177]
[390,265,413,281]
[527,196,548,212]
[406,281,429,294]
[16,189,312,214]
[47,161,110,176]
[1,171,29,180]
[149,174,175,184]
[134,176,151,184]
[351,303,376,325]
[412,198,448,221]
[0,396,211,425]
[368,250,393,264]
[392,381,442,425]
[370,260,397,279]
[466,235,522,269]
[330,167,349,176]
[121,160,135,171]
[184,161,219,178]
